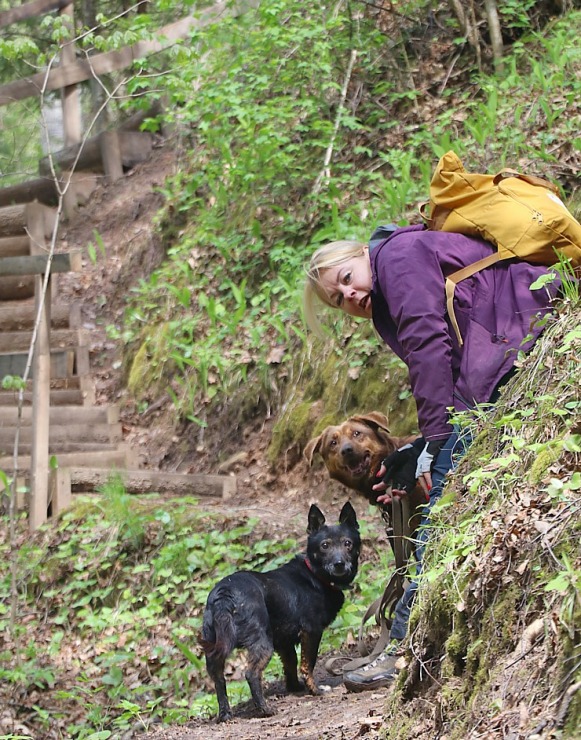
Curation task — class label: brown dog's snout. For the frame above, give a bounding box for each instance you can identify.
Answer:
[341,442,364,462]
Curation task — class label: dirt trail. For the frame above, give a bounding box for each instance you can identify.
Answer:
[140,679,389,739]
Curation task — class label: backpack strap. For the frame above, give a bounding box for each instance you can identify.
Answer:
[445,252,503,345]
[419,201,452,231]
[494,169,560,195]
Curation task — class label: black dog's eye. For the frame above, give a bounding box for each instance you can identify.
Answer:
[321,540,330,550]
[343,539,353,550]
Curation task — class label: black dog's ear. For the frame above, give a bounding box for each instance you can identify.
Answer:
[339,501,359,530]
[307,504,326,533]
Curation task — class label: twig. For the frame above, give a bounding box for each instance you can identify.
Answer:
[502,633,543,671]
[352,0,414,22]
[438,52,461,96]
[555,681,581,729]
[7,24,139,636]
[311,49,358,196]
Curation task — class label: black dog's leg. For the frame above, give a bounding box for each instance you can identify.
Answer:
[299,630,323,694]
[206,655,232,722]
[246,639,275,717]
[278,644,302,693]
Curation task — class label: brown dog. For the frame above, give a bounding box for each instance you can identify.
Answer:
[303,412,426,536]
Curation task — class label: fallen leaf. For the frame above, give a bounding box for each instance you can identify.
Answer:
[533,520,551,535]
[267,346,285,364]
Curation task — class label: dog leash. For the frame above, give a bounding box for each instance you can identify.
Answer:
[325,490,413,675]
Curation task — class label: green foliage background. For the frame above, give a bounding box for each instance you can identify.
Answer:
[106,1,581,436]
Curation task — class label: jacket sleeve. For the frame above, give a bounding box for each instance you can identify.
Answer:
[375,233,455,441]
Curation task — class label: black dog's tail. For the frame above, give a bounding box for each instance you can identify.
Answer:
[198,602,238,660]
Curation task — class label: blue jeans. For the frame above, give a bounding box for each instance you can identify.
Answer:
[389,429,469,641]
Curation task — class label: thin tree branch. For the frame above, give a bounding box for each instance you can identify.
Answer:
[312,49,357,196]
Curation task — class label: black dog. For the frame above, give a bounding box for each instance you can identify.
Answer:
[199,502,360,722]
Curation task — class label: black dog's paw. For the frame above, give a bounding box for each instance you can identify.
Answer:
[256,704,276,717]
[217,711,233,723]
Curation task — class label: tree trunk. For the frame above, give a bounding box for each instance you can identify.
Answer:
[484,0,504,72]
[447,0,481,69]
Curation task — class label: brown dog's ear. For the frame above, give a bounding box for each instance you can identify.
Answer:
[350,411,391,433]
[303,434,323,466]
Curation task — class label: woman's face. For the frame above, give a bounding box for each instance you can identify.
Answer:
[319,249,373,319]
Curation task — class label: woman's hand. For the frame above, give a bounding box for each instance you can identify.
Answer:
[415,439,446,495]
[372,438,425,503]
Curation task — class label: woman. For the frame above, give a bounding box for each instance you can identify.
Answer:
[303,224,559,692]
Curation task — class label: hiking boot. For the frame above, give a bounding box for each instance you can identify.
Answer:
[343,643,401,693]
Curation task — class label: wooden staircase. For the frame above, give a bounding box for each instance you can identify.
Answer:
[0,0,254,528]
[0,199,235,527]
[0,202,137,516]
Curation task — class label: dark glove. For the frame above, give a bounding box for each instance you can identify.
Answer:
[379,437,425,493]
[415,439,446,477]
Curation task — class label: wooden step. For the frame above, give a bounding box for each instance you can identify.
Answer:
[0,302,80,331]
[0,275,34,301]
[0,421,121,447]
[0,404,119,425]
[68,468,235,497]
[0,327,89,354]
[0,203,56,239]
[0,388,87,406]
[0,235,30,258]
[38,131,153,177]
[0,445,137,472]
[1,376,83,391]
[0,251,82,277]
[48,467,236,515]
[0,345,89,378]
[1,442,120,456]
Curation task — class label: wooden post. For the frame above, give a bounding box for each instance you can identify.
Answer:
[49,466,71,516]
[60,4,81,147]
[60,171,76,219]
[100,131,123,182]
[28,203,52,530]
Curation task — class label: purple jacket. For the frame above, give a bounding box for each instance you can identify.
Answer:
[370,225,559,441]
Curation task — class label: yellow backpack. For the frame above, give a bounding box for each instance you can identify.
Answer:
[420,150,581,344]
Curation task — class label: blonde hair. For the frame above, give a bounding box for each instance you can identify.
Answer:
[303,240,367,337]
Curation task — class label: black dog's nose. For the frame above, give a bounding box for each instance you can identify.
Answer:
[333,560,347,573]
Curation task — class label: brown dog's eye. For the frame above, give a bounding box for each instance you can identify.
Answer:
[352,431,360,437]
[329,439,337,447]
